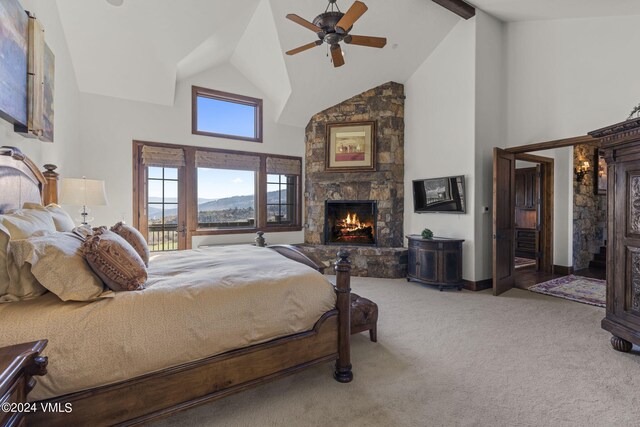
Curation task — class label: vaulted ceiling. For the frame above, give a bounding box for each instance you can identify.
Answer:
[55,0,640,127]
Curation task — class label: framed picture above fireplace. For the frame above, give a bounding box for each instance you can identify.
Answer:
[325,121,376,172]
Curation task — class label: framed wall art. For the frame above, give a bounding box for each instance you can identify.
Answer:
[325,121,376,172]
[0,0,29,127]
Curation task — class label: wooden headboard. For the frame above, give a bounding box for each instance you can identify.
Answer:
[0,146,58,213]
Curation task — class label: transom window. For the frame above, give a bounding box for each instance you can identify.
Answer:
[192,86,263,143]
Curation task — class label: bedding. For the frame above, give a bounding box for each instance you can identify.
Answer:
[0,245,336,401]
[22,203,76,232]
[9,231,112,302]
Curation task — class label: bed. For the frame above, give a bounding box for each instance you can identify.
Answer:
[0,146,353,426]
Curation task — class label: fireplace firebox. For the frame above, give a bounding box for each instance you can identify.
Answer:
[325,200,377,246]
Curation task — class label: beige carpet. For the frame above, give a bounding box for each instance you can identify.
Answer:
[149,277,640,427]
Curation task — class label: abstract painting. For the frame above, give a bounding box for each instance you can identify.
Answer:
[0,0,28,126]
[40,42,54,142]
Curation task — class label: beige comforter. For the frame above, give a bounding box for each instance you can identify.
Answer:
[0,245,336,400]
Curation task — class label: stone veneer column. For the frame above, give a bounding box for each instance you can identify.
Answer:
[573,144,606,269]
[304,82,405,248]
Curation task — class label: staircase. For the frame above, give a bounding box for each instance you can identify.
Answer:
[589,243,607,270]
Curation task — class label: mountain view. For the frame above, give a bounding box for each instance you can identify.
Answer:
[148,190,290,223]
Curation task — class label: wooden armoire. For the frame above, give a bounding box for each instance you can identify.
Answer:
[590,117,640,352]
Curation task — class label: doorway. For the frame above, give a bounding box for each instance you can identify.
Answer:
[493,149,554,295]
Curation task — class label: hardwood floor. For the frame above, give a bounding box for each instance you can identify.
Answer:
[513,265,605,290]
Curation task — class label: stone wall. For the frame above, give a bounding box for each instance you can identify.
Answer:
[304,82,405,248]
[573,144,606,269]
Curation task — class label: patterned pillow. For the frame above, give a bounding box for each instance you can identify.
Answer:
[110,222,150,266]
[82,228,147,292]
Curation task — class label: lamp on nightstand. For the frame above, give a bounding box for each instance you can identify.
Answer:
[59,177,108,226]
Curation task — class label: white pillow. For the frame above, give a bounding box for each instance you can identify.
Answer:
[0,210,56,302]
[0,209,56,239]
[23,203,75,232]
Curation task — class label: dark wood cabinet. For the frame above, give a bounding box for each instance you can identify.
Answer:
[407,236,464,291]
[0,341,48,427]
[515,167,537,209]
[515,228,536,259]
[590,118,640,352]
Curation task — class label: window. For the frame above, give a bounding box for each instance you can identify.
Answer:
[192,86,263,143]
[147,166,180,251]
[133,142,302,249]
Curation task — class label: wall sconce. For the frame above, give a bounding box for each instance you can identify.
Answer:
[575,160,590,182]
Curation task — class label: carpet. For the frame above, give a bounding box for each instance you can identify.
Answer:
[529,275,606,307]
[150,277,639,427]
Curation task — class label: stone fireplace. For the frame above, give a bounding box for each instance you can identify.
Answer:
[295,82,408,278]
[325,200,377,246]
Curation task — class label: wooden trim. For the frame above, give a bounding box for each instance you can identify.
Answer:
[133,141,303,246]
[462,279,492,291]
[553,265,574,275]
[431,0,475,19]
[192,86,263,143]
[505,135,597,154]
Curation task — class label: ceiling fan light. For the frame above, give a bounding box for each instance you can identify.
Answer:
[106,0,124,7]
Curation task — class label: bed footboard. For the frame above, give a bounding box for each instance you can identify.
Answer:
[334,250,353,383]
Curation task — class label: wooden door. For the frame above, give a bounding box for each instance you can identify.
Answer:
[534,164,542,269]
[493,148,516,295]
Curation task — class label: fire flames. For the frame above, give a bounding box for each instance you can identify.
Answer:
[338,212,368,233]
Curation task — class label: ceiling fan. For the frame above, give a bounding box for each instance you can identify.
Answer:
[285,0,387,68]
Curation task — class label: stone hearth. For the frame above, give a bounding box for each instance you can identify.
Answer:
[302,82,406,278]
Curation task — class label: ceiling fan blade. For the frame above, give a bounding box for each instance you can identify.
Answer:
[286,41,322,56]
[331,44,345,68]
[336,1,368,32]
[286,14,322,33]
[345,35,387,48]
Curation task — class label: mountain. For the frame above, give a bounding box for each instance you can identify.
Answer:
[148,190,287,220]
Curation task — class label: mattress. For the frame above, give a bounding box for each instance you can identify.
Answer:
[0,245,336,400]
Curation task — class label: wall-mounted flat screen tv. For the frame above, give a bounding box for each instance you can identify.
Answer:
[413,175,466,213]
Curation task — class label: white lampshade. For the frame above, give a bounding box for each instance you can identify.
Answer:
[59,178,108,206]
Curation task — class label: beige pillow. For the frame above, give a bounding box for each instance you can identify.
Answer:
[23,203,75,232]
[82,229,147,292]
[0,209,56,239]
[111,222,150,266]
[0,210,55,303]
[9,232,112,302]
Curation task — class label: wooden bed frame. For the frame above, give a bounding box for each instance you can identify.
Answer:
[0,146,353,426]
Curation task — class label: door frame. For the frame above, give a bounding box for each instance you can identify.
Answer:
[514,153,554,274]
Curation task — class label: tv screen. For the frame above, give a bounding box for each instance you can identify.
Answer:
[413,175,466,213]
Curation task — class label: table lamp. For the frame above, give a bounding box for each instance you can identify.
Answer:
[59,177,108,225]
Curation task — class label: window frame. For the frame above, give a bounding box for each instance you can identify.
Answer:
[133,141,302,244]
[192,86,263,143]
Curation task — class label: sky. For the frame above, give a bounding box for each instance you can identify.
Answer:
[148,97,259,201]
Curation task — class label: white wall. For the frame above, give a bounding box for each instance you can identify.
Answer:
[77,62,305,246]
[0,0,81,176]
[505,14,640,267]
[474,11,506,280]
[404,19,477,280]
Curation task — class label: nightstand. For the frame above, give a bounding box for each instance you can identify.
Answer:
[0,340,48,427]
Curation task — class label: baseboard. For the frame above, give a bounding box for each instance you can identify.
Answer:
[553,265,574,275]
[463,279,492,292]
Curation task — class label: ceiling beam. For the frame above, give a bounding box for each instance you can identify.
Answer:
[431,0,476,20]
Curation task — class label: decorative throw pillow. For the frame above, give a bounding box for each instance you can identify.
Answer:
[110,222,150,266]
[82,228,147,292]
[9,232,112,302]
[23,203,75,232]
